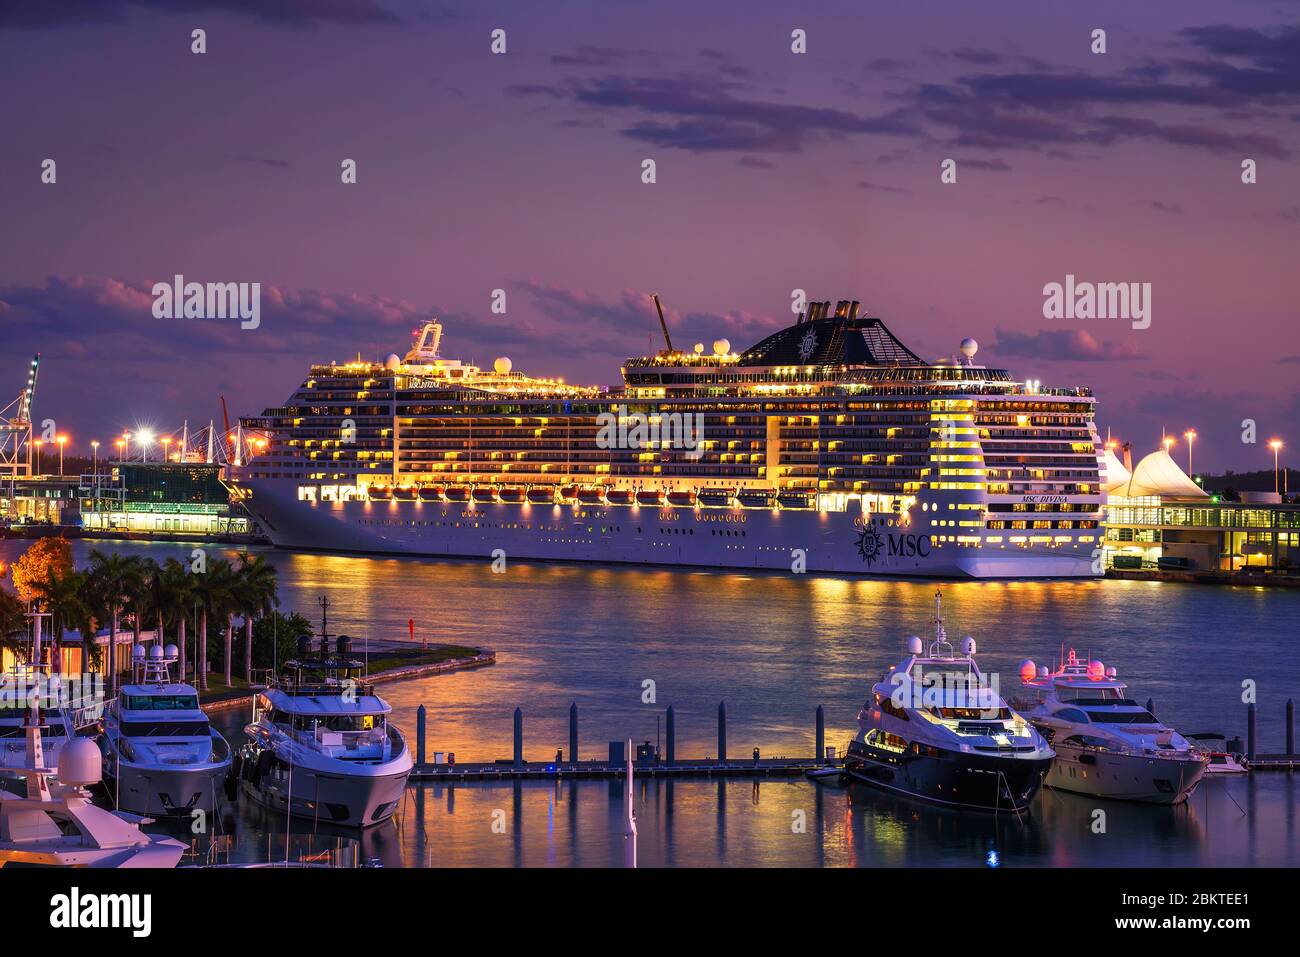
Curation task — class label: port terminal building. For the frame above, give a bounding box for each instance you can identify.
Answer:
[1,462,249,539]
[1103,447,1298,576]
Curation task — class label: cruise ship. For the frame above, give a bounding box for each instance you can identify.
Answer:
[235,299,1105,578]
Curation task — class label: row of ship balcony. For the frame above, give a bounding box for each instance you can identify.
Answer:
[357,483,828,510]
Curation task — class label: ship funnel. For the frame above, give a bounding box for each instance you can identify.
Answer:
[848,300,860,320]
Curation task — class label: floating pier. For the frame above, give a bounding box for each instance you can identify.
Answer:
[409,701,839,782]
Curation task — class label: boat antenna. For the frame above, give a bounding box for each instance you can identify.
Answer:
[651,294,675,354]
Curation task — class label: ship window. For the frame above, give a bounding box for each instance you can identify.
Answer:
[121,720,210,737]
[123,694,199,711]
[1053,708,1090,723]
[1085,710,1158,724]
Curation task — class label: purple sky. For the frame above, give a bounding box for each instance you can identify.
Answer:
[2,0,1298,473]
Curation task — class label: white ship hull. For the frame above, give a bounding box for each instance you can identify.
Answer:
[244,478,1099,579]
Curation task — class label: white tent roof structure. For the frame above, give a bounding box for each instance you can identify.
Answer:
[1101,447,1131,492]
[1119,448,1208,499]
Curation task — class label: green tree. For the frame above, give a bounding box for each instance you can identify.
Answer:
[0,587,27,659]
[86,550,141,693]
[192,557,235,691]
[35,567,91,673]
[235,553,278,680]
[156,558,194,681]
[252,611,311,673]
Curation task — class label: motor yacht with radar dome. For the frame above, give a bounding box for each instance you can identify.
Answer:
[844,590,1055,812]
[235,620,412,829]
[0,637,186,867]
[1014,651,1208,804]
[234,298,1105,579]
[99,642,232,818]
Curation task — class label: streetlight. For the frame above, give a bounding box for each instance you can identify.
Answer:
[1184,429,1196,476]
[114,438,124,461]
[137,430,153,463]
[122,432,130,461]
[161,436,172,462]
[57,435,67,476]
[1162,435,1175,454]
[1270,439,1284,496]
[33,439,42,476]
[91,440,101,508]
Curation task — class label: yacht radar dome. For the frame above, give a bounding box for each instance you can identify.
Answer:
[906,635,923,655]
[57,738,102,787]
[961,636,977,656]
[164,644,179,661]
[384,353,401,371]
[494,356,513,375]
[149,644,164,661]
[693,342,705,354]
[712,338,731,356]
[132,644,146,662]
[1019,659,1037,682]
[1088,660,1106,679]
[1037,665,1049,678]
[1105,666,1117,678]
[960,337,978,358]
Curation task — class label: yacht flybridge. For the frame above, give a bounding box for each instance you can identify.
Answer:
[0,684,185,868]
[0,613,98,797]
[1016,651,1207,804]
[235,631,412,829]
[845,591,1054,812]
[99,643,232,818]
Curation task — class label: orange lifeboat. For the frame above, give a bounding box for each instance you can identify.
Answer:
[472,486,500,503]
[666,490,697,507]
[500,486,526,503]
[367,485,391,501]
[528,486,557,504]
[418,486,445,502]
[557,485,579,502]
[606,489,634,505]
[444,485,471,502]
[577,487,606,504]
[636,489,665,506]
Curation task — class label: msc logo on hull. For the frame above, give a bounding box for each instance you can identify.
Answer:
[856,527,932,565]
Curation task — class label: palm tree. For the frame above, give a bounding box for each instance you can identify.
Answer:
[86,550,140,694]
[0,588,27,659]
[36,567,91,674]
[192,558,235,691]
[123,556,154,649]
[157,559,193,680]
[235,554,278,680]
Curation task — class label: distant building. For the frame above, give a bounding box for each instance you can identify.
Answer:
[2,462,248,537]
[1104,448,1299,573]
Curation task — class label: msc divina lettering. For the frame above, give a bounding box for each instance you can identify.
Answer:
[233,298,1106,578]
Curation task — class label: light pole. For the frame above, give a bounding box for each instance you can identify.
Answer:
[122,432,130,461]
[161,436,172,462]
[1162,435,1175,455]
[1271,440,1284,497]
[138,430,153,464]
[91,440,100,511]
[33,439,42,476]
[57,435,67,476]
[1184,429,1196,476]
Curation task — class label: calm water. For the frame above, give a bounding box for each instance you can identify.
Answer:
[6,538,1299,867]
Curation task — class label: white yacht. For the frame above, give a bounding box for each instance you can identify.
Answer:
[1,613,98,797]
[99,644,232,819]
[1016,651,1208,804]
[235,634,412,828]
[844,591,1055,812]
[0,709,186,868]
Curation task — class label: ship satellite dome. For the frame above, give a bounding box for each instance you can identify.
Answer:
[694,342,705,354]
[57,738,102,787]
[906,636,923,655]
[383,353,401,371]
[1088,659,1105,678]
[712,338,731,356]
[1037,665,1049,678]
[960,337,978,358]
[149,644,164,660]
[1019,659,1037,682]
[961,636,977,656]
[1105,666,1117,678]
[494,356,513,375]
[132,644,146,661]
[164,644,179,661]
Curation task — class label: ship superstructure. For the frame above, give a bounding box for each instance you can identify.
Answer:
[236,300,1104,577]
